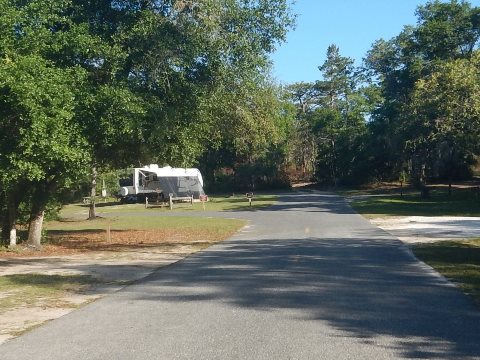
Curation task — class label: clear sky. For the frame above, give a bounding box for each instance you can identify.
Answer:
[270,0,480,84]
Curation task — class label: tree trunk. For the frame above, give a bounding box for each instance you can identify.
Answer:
[1,207,9,246]
[448,176,452,198]
[232,164,237,191]
[89,163,97,220]
[2,187,25,247]
[419,163,429,199]
[331,140,337,188]
[27,210,44,250]
[7,194,17,247]
[248,156,255,191]
[26,178,57,250]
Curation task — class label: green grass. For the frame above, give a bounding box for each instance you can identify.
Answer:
[46,215,245,233]
[191,194,277,211]
[50,194,259,241]
[350,189,480,218]
[412,239,480,305]
[60,194,277,219]
[336,184,410,197]
[1,199,248,256]
[0,274,97,314]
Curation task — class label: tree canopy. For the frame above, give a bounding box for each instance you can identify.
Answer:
[2,0,480,248]
[0,0,295,246]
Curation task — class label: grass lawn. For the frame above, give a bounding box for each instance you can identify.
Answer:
[1,194,266,257]
[2,195,258,259]
[412,239,480,305]
[47,215,244,232]
[350,188,480,218]
[60,194,278,218]
[0,274,97,315]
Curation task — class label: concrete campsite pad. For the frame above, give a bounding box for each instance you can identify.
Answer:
[371,216,480,244]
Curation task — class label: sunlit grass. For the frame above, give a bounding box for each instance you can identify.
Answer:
[47,215,244,232]
[412,238,480,305]
[350,188,480,218]
[60,194,277,219]
[1,212,246,257]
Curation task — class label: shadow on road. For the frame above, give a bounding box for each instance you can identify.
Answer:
[128,234,480,359]
[231,192,358,214]
[104,192,359,219]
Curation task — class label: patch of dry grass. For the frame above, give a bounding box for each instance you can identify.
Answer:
[0,216,245,258]
[0,274,96,315]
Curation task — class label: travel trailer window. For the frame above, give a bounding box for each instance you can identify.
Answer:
[119,175,133,187]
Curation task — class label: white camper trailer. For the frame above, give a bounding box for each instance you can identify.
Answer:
[118,164,205,203]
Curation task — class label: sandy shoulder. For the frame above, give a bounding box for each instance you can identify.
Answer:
[0,245,200,344]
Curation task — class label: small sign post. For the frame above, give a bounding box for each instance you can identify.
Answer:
[246,192,253,207]
[199,195,208,211]
[155,188,162,204]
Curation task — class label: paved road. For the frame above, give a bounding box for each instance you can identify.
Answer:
[1,193,479,359]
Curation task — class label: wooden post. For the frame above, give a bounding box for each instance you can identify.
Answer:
[169,193,173,210]
[106,222,111,242]
[200,195,208,211]
[145,196,148,209]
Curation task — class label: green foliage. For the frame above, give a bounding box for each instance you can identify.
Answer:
[414,0,480,61]
[286,45,374,186]
[0,55,89,185]
[0,0,295,238]
[408,51,480,180]
[201,81,296,191]
[0,0,95,245]
[364,0,480,186]
[316,44,356,109]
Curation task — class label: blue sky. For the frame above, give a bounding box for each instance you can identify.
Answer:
[270,0,480,84]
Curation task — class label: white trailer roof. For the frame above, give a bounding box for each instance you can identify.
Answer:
[138,164,203,186]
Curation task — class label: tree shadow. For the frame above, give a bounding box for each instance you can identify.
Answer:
[125,234,480,359]
[78,201,122,208]
[101,192,358,219]
[225,192,358,214]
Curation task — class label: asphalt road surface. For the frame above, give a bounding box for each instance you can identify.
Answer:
[1,192,479,359]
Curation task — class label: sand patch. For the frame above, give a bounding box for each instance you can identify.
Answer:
[371,216,480,244]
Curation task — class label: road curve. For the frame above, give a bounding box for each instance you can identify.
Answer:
[1,192,479,359]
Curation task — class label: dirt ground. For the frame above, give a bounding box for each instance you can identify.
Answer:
[0,242,211,344]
